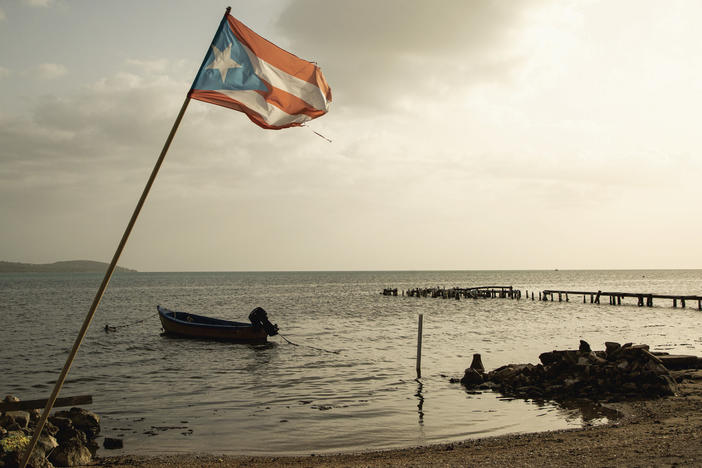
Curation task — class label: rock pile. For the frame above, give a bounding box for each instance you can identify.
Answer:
[0,396,102,468]
[459,341,684,401]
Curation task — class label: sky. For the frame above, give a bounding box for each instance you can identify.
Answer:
[1,0,701,272]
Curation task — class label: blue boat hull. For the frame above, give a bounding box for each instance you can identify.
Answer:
[157,305,269,343]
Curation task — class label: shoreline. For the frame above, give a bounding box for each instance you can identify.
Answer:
[98,370,702,467]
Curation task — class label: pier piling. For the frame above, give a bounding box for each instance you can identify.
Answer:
[540,289,701,310]
[416,314,423,379]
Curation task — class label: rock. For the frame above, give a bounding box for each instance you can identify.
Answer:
[49,439,92,467]
[3,395,20,404]
[539,350,578,366]
[30,409,41,422]
[0,414,17,430]
[658,355,702,370]
[48,416,73,432]
[1,451,22,468]
[0,431,30,454]
[103,437,124,449]
[35,433,59,459]
[86,439,99,457]
[460,341,684,402]
[460,368,484,386]
[42,420,59,438]
[55,424,87,446]
[656,374,677,396]
[3,411,30,430]
[576,356,591,366]
[469,354,485,373]
[28,453,56,468]
[489,364,534,384]
[62,408,100,438]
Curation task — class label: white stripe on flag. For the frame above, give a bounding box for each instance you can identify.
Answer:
[218,89,312,127]
[242,45,329,112]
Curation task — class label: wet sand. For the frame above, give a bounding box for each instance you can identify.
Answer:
[98,370,702,467]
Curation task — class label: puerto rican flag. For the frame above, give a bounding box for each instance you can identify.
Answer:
[189,13,332,130]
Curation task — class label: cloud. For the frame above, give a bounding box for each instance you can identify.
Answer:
[0,7,6,21]
[274,0,535,109]
[0,66,9,79]
[3,1,702,270]
[37,63,68,80]
[125,58,170,74]
[22,0,54,7]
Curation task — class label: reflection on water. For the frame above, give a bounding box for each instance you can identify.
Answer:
[415,379,424,424]
[1,269,701,455]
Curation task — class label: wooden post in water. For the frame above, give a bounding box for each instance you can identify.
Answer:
[416,313,423,379]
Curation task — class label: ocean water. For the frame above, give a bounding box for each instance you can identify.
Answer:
[1,269,701,455]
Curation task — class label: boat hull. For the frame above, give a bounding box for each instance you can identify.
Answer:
[157,306,268,344]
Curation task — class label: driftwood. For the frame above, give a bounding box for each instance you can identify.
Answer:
[0,395,92,412]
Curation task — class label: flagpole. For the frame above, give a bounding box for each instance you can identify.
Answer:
[19,94,192,468]
[19,6,235,465]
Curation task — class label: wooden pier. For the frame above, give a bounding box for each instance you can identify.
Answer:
[539,289,702,310]
[382,286,521,300]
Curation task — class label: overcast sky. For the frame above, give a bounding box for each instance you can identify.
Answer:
[1,0,701,272]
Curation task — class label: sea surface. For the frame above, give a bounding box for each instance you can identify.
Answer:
[1,270,701,455]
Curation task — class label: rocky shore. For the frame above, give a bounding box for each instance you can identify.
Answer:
[0,398,119,467]
[457,340,698,401]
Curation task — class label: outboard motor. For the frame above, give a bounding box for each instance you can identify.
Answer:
[248,307,279,336]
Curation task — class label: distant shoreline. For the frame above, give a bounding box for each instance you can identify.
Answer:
[0,260,137,273]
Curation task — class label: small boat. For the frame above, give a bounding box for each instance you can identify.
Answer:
[157,305,279,344]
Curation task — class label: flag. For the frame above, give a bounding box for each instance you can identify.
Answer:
[189,13,332,130]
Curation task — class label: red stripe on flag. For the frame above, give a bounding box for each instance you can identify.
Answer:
[227,15,332,102]
[189,89,292,130]
[264,84,328,120]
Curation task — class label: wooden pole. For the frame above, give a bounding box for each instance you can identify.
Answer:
[19,7,239,465]
[416,313,423,379]
[20,94,192,468]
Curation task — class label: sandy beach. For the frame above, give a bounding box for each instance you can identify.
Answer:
[97,369,702,468]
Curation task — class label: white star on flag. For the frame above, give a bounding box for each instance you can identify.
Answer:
[206,43,241,83]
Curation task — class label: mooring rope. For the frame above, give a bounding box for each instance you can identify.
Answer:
[105,310,156,332]
[278,333,340,354]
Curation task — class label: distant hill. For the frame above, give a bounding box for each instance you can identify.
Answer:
[0,260,137,273]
